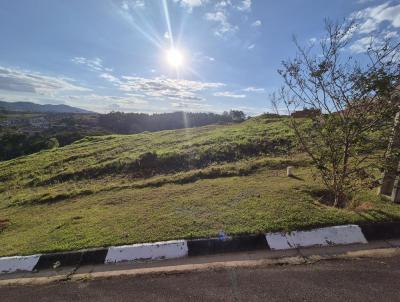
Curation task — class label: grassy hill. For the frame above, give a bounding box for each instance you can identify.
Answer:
[1,116,399,256]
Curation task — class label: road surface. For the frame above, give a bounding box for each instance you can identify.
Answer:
[1,256,400,301]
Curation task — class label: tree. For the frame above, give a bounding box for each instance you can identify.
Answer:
[47,137,59,149]
[229,110,246,122]
[278,20,400,207]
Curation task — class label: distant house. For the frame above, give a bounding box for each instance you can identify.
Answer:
[29,117,49,128]
[291,108,321,118]
[0,119,27,127]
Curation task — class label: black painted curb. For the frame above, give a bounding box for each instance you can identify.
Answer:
[187,234,269,256]
[359,221,400,241]
[34,248,108,270]
[31,234,269,270]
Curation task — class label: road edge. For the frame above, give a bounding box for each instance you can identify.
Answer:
[1,222,400,275]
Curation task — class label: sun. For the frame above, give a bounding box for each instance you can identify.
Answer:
[166,48,184,68]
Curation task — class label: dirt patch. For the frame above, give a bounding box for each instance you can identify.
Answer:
[305,188,336,207]
[0,219,10,232]
[352,202,375,211]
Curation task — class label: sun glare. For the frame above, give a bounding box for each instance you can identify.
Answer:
[166,48,184,68]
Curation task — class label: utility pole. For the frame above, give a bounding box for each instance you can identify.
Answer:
[379,108,400,203]
[391,161,400,203]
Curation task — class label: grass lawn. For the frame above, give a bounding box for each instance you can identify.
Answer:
[0,116,399,256]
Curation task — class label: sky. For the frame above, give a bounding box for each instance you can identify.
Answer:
[0,0,399,115]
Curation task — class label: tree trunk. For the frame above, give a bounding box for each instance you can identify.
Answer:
[391,161,400,203]
[379,111,400,196]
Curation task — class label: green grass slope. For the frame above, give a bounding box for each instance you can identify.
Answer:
[0,116,399,256]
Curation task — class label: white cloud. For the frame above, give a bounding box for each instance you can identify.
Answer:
[119,76,225,102]
[71,57,105,72]
[347,2,400,53]
[133,0,145,8]
[214,91,246,98]
[0,66,89,96]
[237,0,251,11]
[251,20,262,27]
[349,34,392,53]
[81,61,225,103]
[66,93,153,113]
[72,57,120,84]
[175,0,205,11]
[309,37,317,44]
[247,44,255,50]
[72,56,115,77]
[383,30,399,39]
[0,66,230,114]
[193,52,216,62]
[121,1,129,10]
[99,73,120,83]
[204,1,254,38]
[357,0,375,4]
[120,76,224,92]
[215,0,231,9]
[171,101,213,111]
[349,34,393,54]
[205,11,238,37]
[243,86,265,93]
[349,29,398,54]
[349,37,370,53]
[164,31,171,40]
[121,0,145,10]
[351,2,400,34]
[68,94,148,105]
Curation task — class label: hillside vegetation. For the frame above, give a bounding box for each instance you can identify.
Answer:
[0,116,399,256]
[0,110,244,161]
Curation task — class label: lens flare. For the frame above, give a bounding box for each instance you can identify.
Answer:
[166,48,184,68]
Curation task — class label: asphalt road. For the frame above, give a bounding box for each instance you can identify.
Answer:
[2,256,400,302]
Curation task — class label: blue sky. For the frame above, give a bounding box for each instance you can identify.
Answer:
[0,0,399,115]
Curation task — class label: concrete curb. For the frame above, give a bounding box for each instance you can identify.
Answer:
[105,240,188,264]
[0,255,41,274]
[1,222,400,274]
[265,225,367,250]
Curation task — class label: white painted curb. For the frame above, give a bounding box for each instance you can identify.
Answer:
[0,255,41,274]
[105,240,188,264]
[265,225,367,250]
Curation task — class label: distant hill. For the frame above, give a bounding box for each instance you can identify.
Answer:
[0,101,93,113]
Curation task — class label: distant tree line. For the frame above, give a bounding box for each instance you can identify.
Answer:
[0,132,59,161]
[98,110,246,134]
[0,110,246,161]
